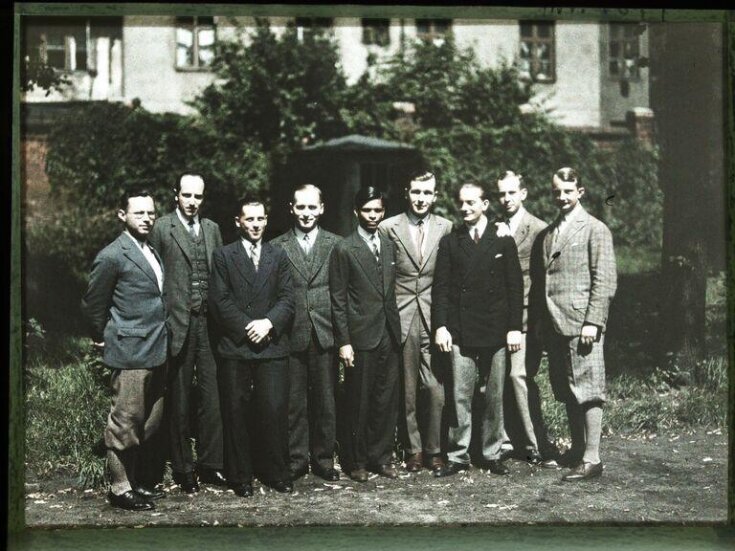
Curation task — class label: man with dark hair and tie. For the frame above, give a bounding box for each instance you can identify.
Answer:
[148,173,225,494]
[432,182,524,477]
[378,171,452,475]
[329,186,402,483]
[82,189,168,511]
[530,167,617,480]
[209,197,295,496]
[270,184,341,482]
[493,170,556,466]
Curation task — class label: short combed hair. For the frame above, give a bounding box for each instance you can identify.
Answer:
[354,186,384,210]
[291,183,323,203]
[236,195,266,216]
[119,188,154,211]
[408,170,435,185]
[553,167,581,188]
[497,170,525,188]
[175,172,206,193]
[457,181,489,201]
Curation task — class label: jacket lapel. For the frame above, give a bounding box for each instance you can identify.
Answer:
[231,241,255,286]
[379,234,392,296]
[202,220,216,268]
[120,234,161,291]
[554,208,588,254]
[392,214,420,271]
[171,218,193,266]
[514,212,531,250]
[253,242,274,293]
[283,230,310,282]
[421,216,446,270]
[350,232,382,294]
[308,229,331,283]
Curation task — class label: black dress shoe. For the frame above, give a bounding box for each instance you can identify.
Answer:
[404,452,423,473]
[433,461,469,478]
[312,465,340,481]
[172,471,200,494]
[369,464,398,479]
[290,465,309,481]
[562,461,603,482]
[350,468,369,483]
[557,450,584,468]
[526,451,545,466]
[108,490,154,511]
[198,468,227,486]
[267,480,293,493]
[230,483,254,497]
[133,485,165,500]
[487,460,510,475]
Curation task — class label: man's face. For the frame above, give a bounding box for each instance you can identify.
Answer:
[495,177,527,217]
[458,185,489,225]
[355,198,385,233]
[290,188,324,233]
[406,178,437,217]
[552,176,584,214]
[118,196,156,240]
[236,203,267,243]
[176,175,205,220]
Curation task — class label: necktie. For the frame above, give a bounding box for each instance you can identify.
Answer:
[250,244,259,271]
[371,235,380,264]
[188,219,197,238]
[416,219,425,264]
[302,233,311,255]
[473,227,480,244]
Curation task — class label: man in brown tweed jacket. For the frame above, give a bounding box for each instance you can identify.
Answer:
[530,167,617,481]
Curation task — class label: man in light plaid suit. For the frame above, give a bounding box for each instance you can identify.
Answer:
[530,167,617,481]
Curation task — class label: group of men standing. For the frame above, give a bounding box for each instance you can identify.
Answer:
[82,166,616,512]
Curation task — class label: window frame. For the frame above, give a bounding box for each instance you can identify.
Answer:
[174,15,217,72]
[361,18,391,47]
[26,17,91,73]
[608,23,642,81]
[415,18,452,44]
[518,21,556,84]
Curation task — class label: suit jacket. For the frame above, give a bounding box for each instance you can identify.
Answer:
[269,227,340,352]
[530,205,617,337]
[148,211,223,357]
[81,233,168,369]
[496,210,548,331]
[208,240,294,360]
[378,212,452,343]
[329,230,401,351]
[432,222,524,349]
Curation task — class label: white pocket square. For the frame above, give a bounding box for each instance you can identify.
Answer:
[494,253,503,258]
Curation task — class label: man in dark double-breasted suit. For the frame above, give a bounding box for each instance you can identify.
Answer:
[208,197,295,497]
[432,182,524,477]
[270,184,341,482]
[329,186,402,483]
[82,190,168,511]
[148,173,225,494]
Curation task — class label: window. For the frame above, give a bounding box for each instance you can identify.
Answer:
[609,23,641,80]
[175,16,216,69]
[24,17,89,71]
[294,17,333,41]
[519,21,555,83]
[362,18,390,47]
[416,19,452,44]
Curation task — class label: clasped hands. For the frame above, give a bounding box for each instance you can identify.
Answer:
[246,318,273,344]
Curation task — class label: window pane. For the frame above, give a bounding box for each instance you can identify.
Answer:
[610,42,620,58]
[198,16,214,26]
[177,44,193,67]
[198,28,215,47]
[435,19,450,33]
[416,19,429,34]
[46,49,65,69]
[538,43,549,60]
[520,22,533,37]
[520,41,531,59]
[176,27,193,47]
[537,23,551,38]
[609,60,619,75]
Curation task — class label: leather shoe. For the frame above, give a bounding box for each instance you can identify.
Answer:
[526,451,546,466]
[267,479,293,493]
[198,468,227,486]
[133,485,165,500]
[290,465,309,481]
[312,465,340,481]
[349,468,369,483]
[108,490,154,511]
[433,461,469,478]
[230,482,253,498]
[370,464,398,479]
[404,452,423,473]
[172,471,200,494]
[487,460,510,475]
[562,461,603,482]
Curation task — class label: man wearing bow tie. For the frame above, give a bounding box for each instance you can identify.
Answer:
[270,184,341,482]
[529,167,617,481]
[82,190,168,511]
[493,171,556,466]
[378,172,452,475]
[432,182,524,477]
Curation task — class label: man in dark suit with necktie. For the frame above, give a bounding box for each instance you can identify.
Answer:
[82,189,168,511]
[270,184,341,482]
[209,197,295,497]
[329,186,402,483]
[148,173,225,494]
[432,181,524,477]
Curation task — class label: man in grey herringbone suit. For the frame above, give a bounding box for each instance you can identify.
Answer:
[378,171,452,475]
[270,184,341,482]
[530,167,617,481]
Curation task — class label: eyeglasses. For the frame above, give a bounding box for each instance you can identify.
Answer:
[129,211,155,219]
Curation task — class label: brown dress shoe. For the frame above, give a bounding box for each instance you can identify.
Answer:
[428,455,446,475]
[561,461,603,482]
[370,464,398,479]
[404,452,423,472]
[350,468,369,483]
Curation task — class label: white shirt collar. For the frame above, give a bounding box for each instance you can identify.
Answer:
[507,206,526,235]
[176,207,200,228]
[357,225,379,247]
[558,202,583,225]
[406,211,430,227]
[124,230,148,250]
[294,226,318,242]
[241,237,262,255]
[466,215,488,238]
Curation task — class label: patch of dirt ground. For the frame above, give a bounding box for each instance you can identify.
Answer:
[25,428,727,527]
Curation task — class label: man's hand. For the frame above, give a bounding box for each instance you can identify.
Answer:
[339,345,355,368]
[246,318,273,344]
[580,324,598,346]
[506,330,522,353]
[435,326,453,353]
